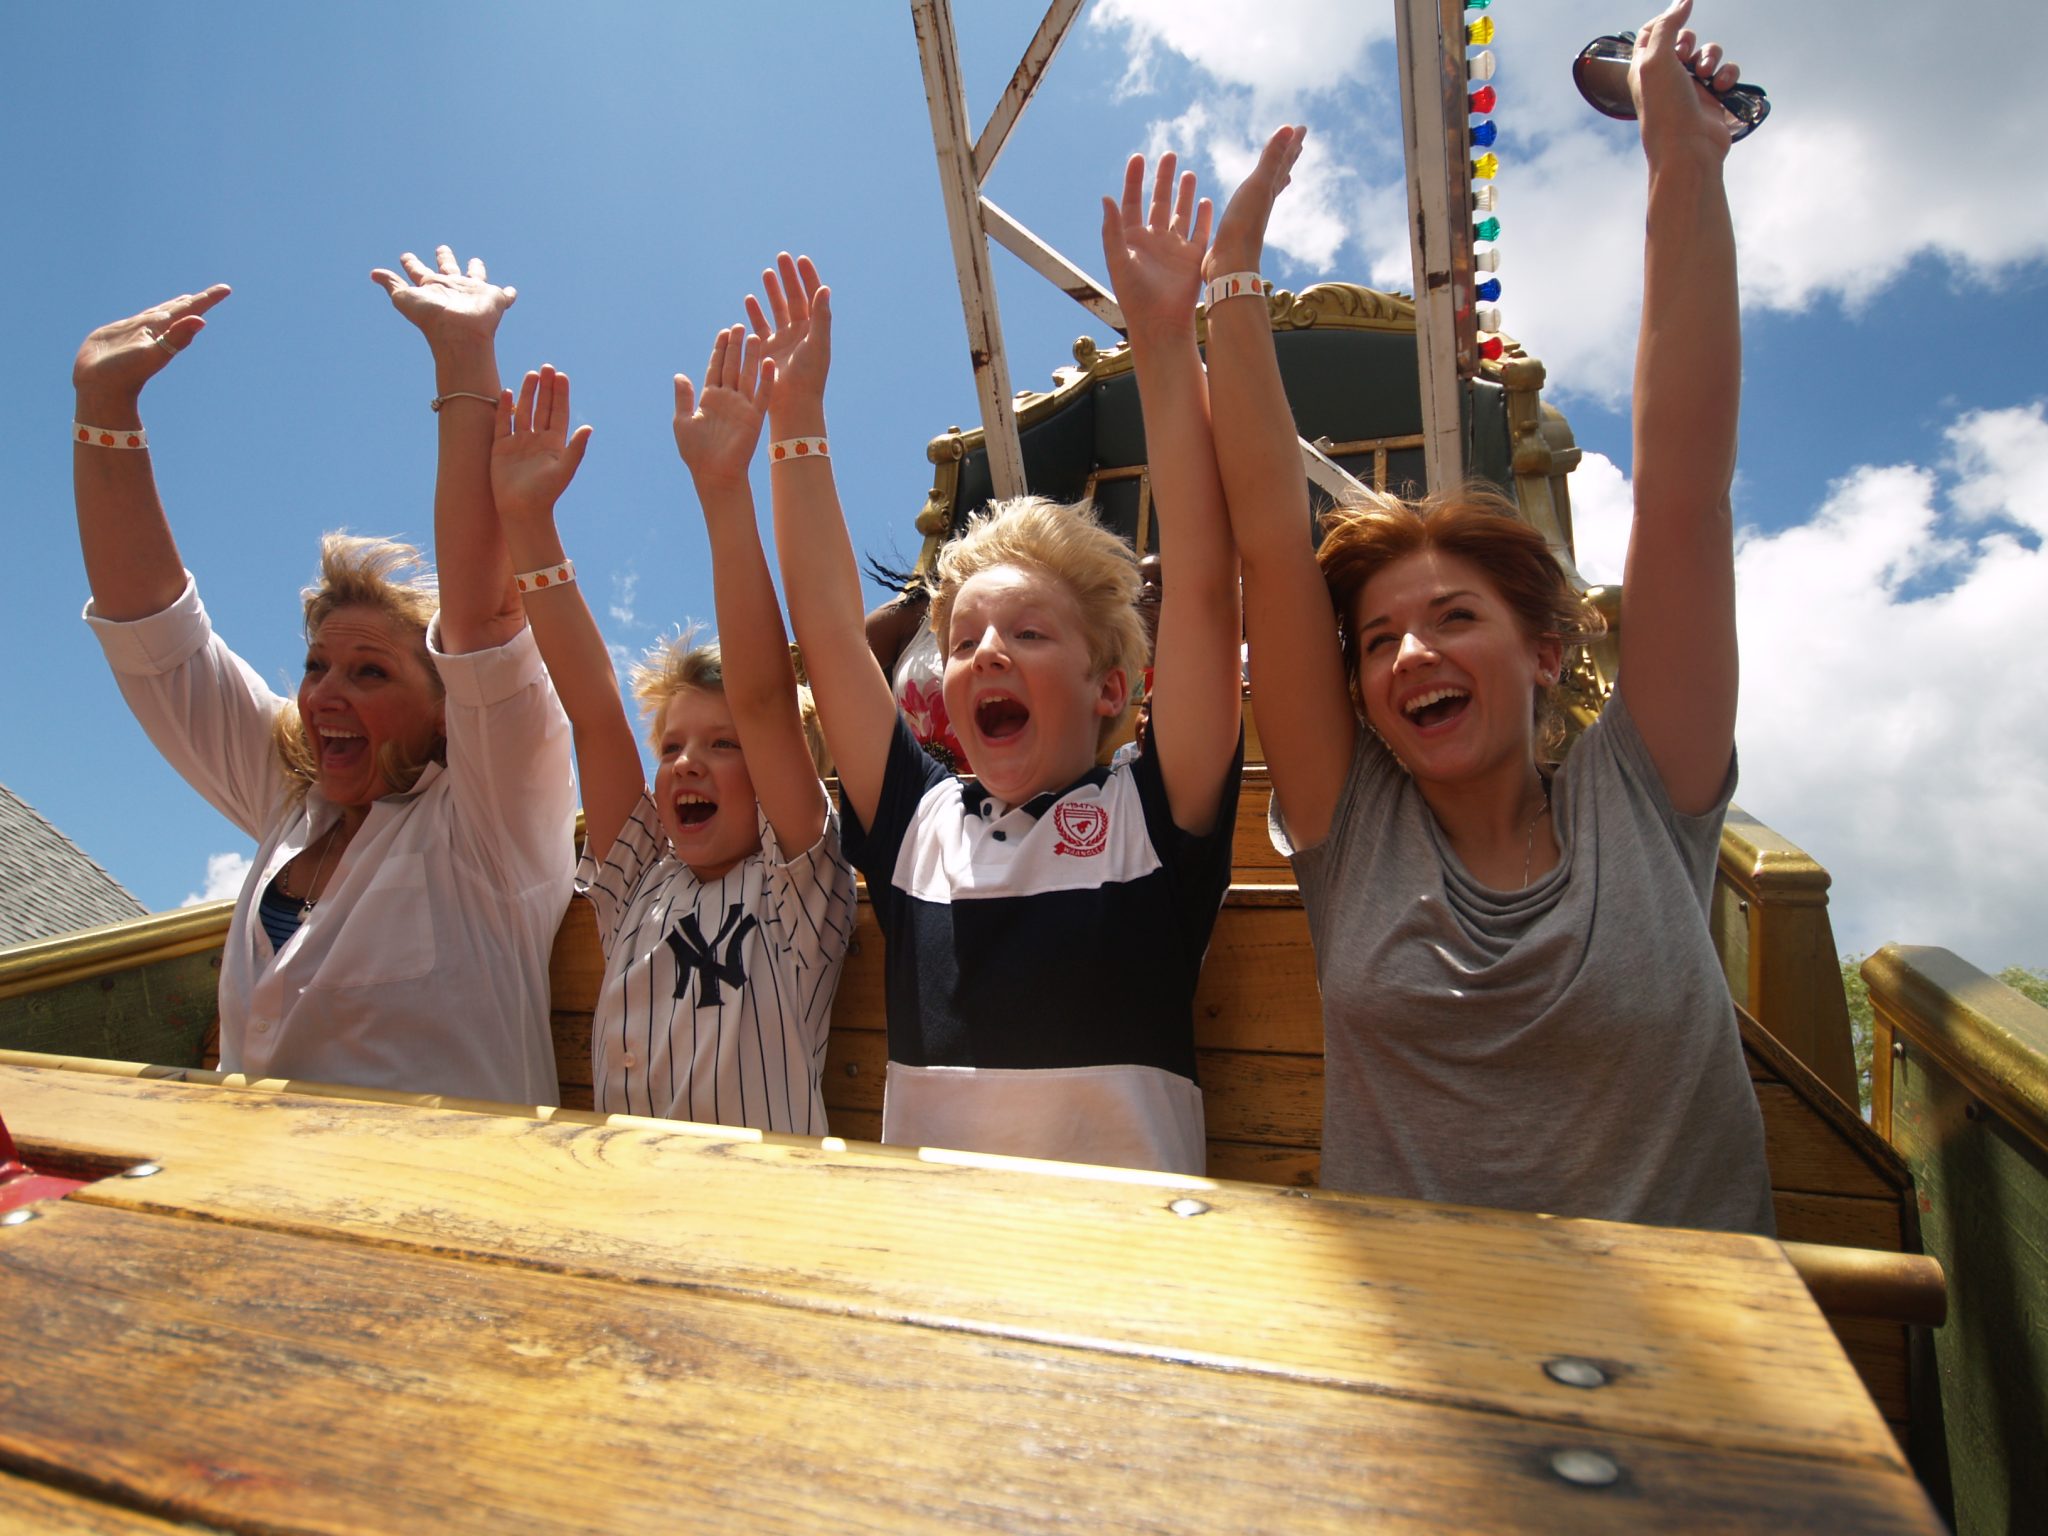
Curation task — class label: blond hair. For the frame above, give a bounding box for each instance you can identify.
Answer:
[630,628,832,778]
[929,496,1147,746]
[271,533,445,798]
[1316,484,1604,751]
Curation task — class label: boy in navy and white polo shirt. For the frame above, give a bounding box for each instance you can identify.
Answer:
[763,217,1242,1173]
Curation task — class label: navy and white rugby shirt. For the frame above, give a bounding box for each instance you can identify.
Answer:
[842,713,1240,1172]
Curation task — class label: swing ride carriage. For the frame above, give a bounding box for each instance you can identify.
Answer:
[0,4,2038,1532]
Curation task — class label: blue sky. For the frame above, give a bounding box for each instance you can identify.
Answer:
[7,2,2044,970]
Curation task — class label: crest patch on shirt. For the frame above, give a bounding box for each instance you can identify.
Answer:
[1052,801,1109,857]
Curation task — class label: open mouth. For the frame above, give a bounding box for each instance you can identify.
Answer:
[975,694,1030,743]
[316,726,368,770]
[1401,686,1470,730]
[674,794,718,829]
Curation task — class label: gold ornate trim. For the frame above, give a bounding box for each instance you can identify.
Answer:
[0,900,233,1001]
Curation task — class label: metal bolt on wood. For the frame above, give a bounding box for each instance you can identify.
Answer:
[1544,1358,1608,1389]
[121,1162,163,1179]
[1549,1449,1620,1488]
[1167,1198,1211,1218]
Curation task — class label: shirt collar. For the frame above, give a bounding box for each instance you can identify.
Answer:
[959,764,1112,822]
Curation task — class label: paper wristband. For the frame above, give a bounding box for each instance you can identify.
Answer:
[1203,272,1265,309]
[769,437,829,462]
[514,560,575,595]
[74,422,148,450]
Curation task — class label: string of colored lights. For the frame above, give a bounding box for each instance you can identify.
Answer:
[1467,4,1505,363]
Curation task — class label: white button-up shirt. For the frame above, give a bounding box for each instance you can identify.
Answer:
[87,577,575,1105]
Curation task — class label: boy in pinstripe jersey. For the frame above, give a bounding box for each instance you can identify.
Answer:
[488,337,855,1133]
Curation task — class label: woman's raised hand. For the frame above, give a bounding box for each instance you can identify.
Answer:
[673,324,773,489]
[1630,0,1741,164]
[491,366,592,525]
[744,254,832,404]
[1100,151,1211,332]
[72,285,232,404]
[1206,125,1304,283]
[371,246,516,348]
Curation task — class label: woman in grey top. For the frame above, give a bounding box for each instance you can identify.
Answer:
[1201,1,1774,1232]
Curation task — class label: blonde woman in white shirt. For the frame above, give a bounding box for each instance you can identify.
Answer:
[72,250,575,1105]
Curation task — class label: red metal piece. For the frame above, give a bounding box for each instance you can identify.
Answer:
[0,1110,88,1213]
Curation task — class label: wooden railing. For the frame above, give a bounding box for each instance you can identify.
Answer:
[1864,945,2048,1532]
[1712,806,1859,1108]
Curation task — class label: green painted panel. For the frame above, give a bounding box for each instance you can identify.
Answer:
[1890,1044,2048,1535]
[0,950,219,1069]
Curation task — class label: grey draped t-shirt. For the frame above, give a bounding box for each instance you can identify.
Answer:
[1274,692,1774,1234]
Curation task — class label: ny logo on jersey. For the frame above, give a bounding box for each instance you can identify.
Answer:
[663,906,760,1009]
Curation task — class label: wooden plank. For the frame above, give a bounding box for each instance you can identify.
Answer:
[0,947,218,1070]
[547,894,604,1003]
[550,1011,594,1088]
[1208,1141,1319,1189]
[1771,1192,1901,1252]
[1755,1082,1896,1200]
[0,1200,1942,1536]
[1826,1316,1909,1424]
[1199,1050,1322,1146]
[0,1065,1906,1471]
[0,1469,222,1535]
[1888,1040,2048,1532]
[1233,768,1291,876]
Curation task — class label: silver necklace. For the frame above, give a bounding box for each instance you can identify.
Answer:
[292,825,346,916]
[1521,775,1552,889]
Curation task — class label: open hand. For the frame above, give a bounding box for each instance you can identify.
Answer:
[491,366,592,524]
[673,324,773,487]
[1631,0,1741,163]
[1100,152,1211,333]
[73,285,232,402]
[1205,125,1304,283]
[372,246,516,348]
[744,254,832,404]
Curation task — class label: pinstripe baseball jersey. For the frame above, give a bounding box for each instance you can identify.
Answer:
[842,714,1241,1173]
[576,791,856,1133]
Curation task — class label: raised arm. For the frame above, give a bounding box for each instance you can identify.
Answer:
[1620,0,1743,814]
[489,366,644,862]
[674,324,829,857]
[753,255,896,830]
[372,246,521,656]
[72,285,233,621]
[1203,126,1355,848]
[1099,152,1241,835]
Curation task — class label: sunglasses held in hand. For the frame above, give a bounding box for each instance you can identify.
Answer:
[1573,32,1770,142]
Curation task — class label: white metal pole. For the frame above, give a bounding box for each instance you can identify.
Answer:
[911,0,1029,500]
[1393,0,1477,491]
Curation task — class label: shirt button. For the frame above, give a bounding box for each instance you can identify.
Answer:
[621,1052,640,1069]
[254,1020,273,1035]
[991,829,1007,842]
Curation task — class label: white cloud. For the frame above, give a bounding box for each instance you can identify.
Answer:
[181,851,252,908]
[1565,449,1632,585]
[1091,0,1389,104]
[1090,1,2048,400]
[609,569,640,628]
[1575,404,2048,969]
